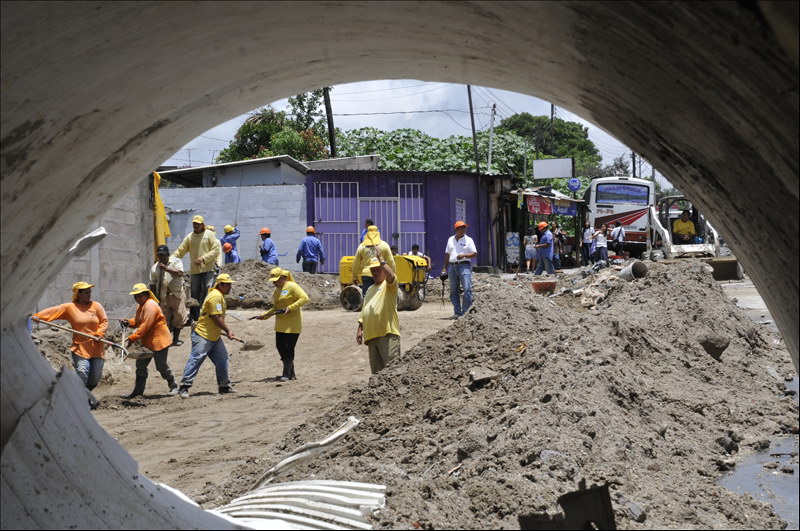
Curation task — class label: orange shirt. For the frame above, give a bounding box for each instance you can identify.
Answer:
[34,301,108,359]
[126,298,172,352]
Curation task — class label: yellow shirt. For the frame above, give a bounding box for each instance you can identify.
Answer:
[194,288,226,341]
[172,230,220,274]
[265,281,309,333]
[673,219,696,236]
[358,277,400,343]
[352,241,396,280]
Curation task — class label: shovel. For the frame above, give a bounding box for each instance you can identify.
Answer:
[33,319,130,360]
[228,336,264,351]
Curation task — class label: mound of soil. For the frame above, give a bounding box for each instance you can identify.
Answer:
[220,259,341,310]
[202,260,796,529]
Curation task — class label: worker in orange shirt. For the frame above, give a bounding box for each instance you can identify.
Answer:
[32,281,108,390]
[119,284,178,398]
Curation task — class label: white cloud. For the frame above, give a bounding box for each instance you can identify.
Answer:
[162,80,673,189]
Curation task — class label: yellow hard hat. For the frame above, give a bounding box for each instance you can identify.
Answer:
[192,215,204,224]
[368,257,382,270]
[71,281,94,302]
[206,225,216,232]
[224,225,234,233]
[268,267,294,283]
[129,283,159,303]
[214,273,236,288]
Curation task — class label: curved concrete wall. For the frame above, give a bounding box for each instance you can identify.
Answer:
[1,1,797,527]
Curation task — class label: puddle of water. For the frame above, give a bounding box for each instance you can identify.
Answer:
[719,376,799,530]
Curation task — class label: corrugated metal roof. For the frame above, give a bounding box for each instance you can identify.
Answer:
[159,155,309,176]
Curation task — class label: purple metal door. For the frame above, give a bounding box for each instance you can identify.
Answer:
[360,199,399,250]
[313,181,359,273]
[398,183,426,254]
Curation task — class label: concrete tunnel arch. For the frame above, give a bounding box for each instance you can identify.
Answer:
[1,1,797,528]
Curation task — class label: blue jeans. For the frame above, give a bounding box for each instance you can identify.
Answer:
[360,275,375,296]
[534,257,555,275]
[552,253,561,270]
[71,353,104,390]
[448,262,473,316]
[180,331,230,388]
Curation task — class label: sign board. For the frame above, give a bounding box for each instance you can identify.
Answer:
[567,178,581,192]
[505,232,520,265]
[552,199,577,216]
[526,195,552,214]
[533,158,574,180]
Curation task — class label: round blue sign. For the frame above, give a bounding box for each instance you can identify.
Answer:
[567,178,581,192]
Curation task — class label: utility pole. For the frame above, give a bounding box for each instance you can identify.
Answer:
[549,104,555,154]
[631,151,636,178]
[487,103,496,174]
[209,149,218,163]
[185,148,195,167]
[323,86,337,158]
[467,85,481,174]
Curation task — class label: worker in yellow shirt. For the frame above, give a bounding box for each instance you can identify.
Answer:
[171,215,220,323]
[356,257,400,374]
[254,267,309,381]
[351,225,396,296]
[177,273,237,398]
[672,210,698,245]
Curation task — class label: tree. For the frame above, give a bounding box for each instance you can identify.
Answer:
[216,106,288,163]
[287,88,327,137]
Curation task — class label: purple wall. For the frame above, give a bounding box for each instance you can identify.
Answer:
[307,171,494,273]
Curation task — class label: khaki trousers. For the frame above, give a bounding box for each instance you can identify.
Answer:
[161,292,187,329]
[367,333,400,374]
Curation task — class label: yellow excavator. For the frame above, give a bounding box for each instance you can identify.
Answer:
[338,255,429,311]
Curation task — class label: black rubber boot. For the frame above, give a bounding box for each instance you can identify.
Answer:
[167,377,179,395]
[171,327,184,347]
[123,376,146,398]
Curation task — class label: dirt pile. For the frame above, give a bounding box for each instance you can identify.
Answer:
[220,259,341,310]
[203,260,796,529]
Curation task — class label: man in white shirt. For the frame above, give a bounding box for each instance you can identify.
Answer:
[440,220,477,319]
[149,244,188,346]
[610,221,626,257]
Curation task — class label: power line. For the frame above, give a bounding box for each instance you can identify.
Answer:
[482,87,520,116]
[200,135,232,143]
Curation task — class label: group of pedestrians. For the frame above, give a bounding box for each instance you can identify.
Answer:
[580,220,626,265]
[522,221,567,275]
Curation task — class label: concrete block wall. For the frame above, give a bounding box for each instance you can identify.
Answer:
[305,155,380,171]
[200,162,306,187]
[161,185,307,272]
[35,179,152,316]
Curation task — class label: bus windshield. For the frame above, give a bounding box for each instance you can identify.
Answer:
[596,183,650,205]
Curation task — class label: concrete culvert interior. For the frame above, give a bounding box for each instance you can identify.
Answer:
[1,1,797,528]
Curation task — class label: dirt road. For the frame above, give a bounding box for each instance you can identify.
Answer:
[90,302,455,500]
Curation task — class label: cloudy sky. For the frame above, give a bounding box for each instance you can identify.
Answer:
[165,80,672,188]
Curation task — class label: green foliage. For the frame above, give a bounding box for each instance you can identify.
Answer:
[216,88,331,163]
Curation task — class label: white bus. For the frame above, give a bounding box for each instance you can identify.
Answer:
[583,176,655,257]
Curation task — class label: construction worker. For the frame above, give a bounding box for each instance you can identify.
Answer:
[296,226,326,274]
[223,242,241,264]
[672,210,697,245]
[171,215,220,322]
[406,244,432,271]
[32,281,108,390]
[149,244,187,347]
[356,257,400,374]
[352,225,396,296]
[177,274,238,398]
[119,284,177,398]
[534,221,556,275]
[360,218,374,243]
[221,224,240,252]
[254,267,309,381]
[441,220,477,319]
[259,227,279,265]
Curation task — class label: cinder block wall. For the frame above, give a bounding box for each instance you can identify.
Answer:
[34,179,153,316]
[161,185,307,272]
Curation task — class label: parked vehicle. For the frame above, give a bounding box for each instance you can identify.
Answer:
[584,176,655,258]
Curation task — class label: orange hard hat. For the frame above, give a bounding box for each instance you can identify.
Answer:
[454,220,468,229]
[537,221,548,230]
[259,227,271,235]
[306,226,316,233]
[222,242,233,252]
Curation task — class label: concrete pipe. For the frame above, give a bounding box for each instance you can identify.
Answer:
[618,261,649,282]
[1,1,797,528]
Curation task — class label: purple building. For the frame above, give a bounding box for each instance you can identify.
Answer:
[306,170,511,273]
